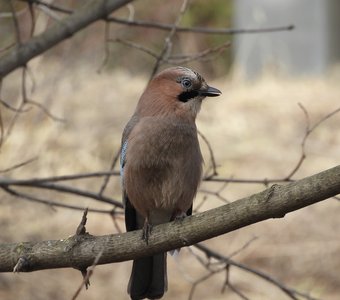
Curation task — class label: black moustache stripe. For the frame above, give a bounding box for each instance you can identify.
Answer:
[178,90,199,102]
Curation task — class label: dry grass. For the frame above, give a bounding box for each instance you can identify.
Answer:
[0,61,340,300]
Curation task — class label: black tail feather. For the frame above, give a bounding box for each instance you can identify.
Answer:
[128,253,167,300]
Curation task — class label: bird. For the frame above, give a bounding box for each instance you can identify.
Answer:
[120,66,221,300]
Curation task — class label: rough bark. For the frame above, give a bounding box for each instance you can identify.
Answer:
[0,165,339,273]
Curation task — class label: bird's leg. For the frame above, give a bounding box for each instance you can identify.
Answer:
[142,218,152,244]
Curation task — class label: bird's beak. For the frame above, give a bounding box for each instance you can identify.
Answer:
[199,85,222,97]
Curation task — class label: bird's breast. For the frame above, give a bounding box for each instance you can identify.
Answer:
[124,117,203,216]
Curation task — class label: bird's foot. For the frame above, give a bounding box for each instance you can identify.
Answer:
[142,221,152,244]
[173,211,187,221]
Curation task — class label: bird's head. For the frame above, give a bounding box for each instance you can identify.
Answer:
[137,67,221,120]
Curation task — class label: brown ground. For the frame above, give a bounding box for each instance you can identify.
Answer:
[0,62,339,300]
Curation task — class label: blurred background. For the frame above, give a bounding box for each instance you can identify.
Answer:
[0,0,340,299]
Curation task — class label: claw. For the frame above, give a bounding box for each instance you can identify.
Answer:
[174,211,187,221]
[172,210,187,221]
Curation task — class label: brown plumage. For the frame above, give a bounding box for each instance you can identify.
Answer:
[120,66,221,299]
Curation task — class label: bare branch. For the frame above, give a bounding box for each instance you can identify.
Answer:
[2,185,118,214]
[0,0,135,77]
[0,165,339,274]
[21,0,73,14]
[23,0,294,36]
[107,17,294,36]
[0,181,121,206]
[203,176,293,184]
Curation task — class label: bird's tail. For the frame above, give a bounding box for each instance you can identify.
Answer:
[128,253,167,300]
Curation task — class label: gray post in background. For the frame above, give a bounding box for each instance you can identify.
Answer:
[232,0,340,78]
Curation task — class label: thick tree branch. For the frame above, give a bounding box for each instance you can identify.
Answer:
[0,0,134,77]
[0,165,339,273]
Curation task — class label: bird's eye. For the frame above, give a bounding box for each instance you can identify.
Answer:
[181,78,192,89]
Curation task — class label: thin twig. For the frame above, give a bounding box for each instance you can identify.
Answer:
[97,20,111,73]
[111,39,230,65]
[220,264,230,293]
[0,171,119,184]
[198,130,218,178]
[199,188,229,203]
[0,157,38,173]
[199,181,231,204]
[203,176,294,184]
[36,3,63,22]
[110,38,159,58]
[1,181,122,206]
[0,98,29,112]
[149,0,189,80]
[284,103,309,179]
[98,148,121,195]
[3,101,26,141]
[195,244,320,300]
[310,106,340,132]
[25,99,65,122]
[228,236,258,259]
[9,0,22,46]
[71,249,104,300]
[188,266,225,300]
[285,104,340,180]
[227,282,250,300]
[27,0,36,37]
[0,169,297,186]
[0,109,3,148]
[2,185,119,214]
[168,41,231,64]
[110,207,123,233]
[0,42,16,54]
[76,208,88,235]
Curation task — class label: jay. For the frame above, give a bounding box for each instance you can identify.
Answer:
[120,66,221,299]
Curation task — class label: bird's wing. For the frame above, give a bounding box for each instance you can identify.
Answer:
[120,115,140,231]
[120,115,139,195]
